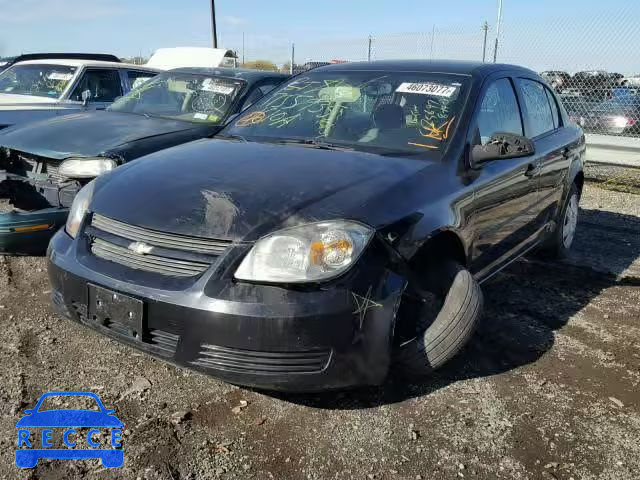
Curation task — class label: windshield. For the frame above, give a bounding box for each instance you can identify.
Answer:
[225,71,469,156]
[109,72,245,124]
[0,64,77,98]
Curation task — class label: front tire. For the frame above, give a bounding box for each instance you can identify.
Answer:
[393,260,483,377]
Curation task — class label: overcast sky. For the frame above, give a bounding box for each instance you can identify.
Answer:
[1,0,638,74]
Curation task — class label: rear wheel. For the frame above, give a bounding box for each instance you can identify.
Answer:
[539,183,580,259]
[393,259,483,377]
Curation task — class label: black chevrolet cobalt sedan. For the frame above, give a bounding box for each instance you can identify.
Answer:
[48,60,585,391]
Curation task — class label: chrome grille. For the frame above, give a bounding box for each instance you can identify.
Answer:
[91,238,210,277]
[191,345,332,374]
[92,214,230,255]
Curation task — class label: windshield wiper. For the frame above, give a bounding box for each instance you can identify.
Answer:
[217,133,248,142]
[273,138,354,151]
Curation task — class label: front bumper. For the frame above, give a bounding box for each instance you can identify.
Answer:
[48,230,405,391]
[0,208,68,255]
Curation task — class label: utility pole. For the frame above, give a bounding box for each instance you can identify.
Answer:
[430,25,436,60]
[242,32,245,65]
[493,0,503,63]
[210,0,218,48]
[482,22,489,62]
[367,36,372,61]
[290,43,295,75]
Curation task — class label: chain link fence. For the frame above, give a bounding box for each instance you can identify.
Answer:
[237,3,640,142]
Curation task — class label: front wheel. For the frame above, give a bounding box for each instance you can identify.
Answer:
[393,260,483,377]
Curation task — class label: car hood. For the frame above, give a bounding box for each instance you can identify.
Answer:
[0,93,59,108]
[0,111,201,160]
[16,410,123,428]
[92,139,435,241]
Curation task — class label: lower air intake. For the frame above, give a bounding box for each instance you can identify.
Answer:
[191,345,332,374]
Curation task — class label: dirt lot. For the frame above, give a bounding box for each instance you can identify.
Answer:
[0,181,638,480]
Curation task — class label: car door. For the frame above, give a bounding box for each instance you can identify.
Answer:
[514,77,571,229]
[468,75,546,278]
[68,68,124,110]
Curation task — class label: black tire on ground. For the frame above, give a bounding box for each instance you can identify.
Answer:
[538,183,580,259]
[394,260,483,377]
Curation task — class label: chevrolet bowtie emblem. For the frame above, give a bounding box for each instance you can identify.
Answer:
[128,241,154,255]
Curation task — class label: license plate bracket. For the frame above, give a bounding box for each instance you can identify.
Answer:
[87,284,144,338]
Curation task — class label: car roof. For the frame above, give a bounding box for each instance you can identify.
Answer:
[9,59,159,71]
[8,53,121,64]
[312,59,537,78]
[168,66,289,82]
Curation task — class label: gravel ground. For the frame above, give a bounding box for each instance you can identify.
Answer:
[0,182,638,480]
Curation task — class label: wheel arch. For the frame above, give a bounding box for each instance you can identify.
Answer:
[572,169,584,197]
[408,228,468,271]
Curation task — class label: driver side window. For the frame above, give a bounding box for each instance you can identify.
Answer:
[476,78,523,145]
[71,69,122,103]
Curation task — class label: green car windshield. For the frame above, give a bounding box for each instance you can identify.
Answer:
[109,72,245,124]
[225,70,469,156]
[0,64,77,98]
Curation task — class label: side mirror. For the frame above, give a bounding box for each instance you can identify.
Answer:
[81,89,92,107]
[471,132,535,165]
[23,408,35,415]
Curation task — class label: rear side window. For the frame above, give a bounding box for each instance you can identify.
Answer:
[545,88,560,128]
[517,78,555,137]
[476,78,523,145]
[71,69,122,103]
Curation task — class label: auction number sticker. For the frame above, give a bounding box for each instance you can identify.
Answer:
[201,79,235,95]
[47,72,74,81]
[396,82,457,97]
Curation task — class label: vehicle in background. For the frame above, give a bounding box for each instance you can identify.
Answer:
[622,74,640,87]
[0,67,288,254]
[0,53,121,74]
[292,62,331,74]
[0,59,159,129]
[566,70,622,100]
[540,71,571,92]
[576,95,640,136]
[48,60,585,391]
[146,47,238,70]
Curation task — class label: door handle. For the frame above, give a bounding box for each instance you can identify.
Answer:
[524,163,540,177]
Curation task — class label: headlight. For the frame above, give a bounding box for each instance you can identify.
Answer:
[65,180,95,238]
[59,157,116,179]
[235,220,373,283]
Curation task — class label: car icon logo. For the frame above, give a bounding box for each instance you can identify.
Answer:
[128,241,154,255]
[15,391,123,469]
